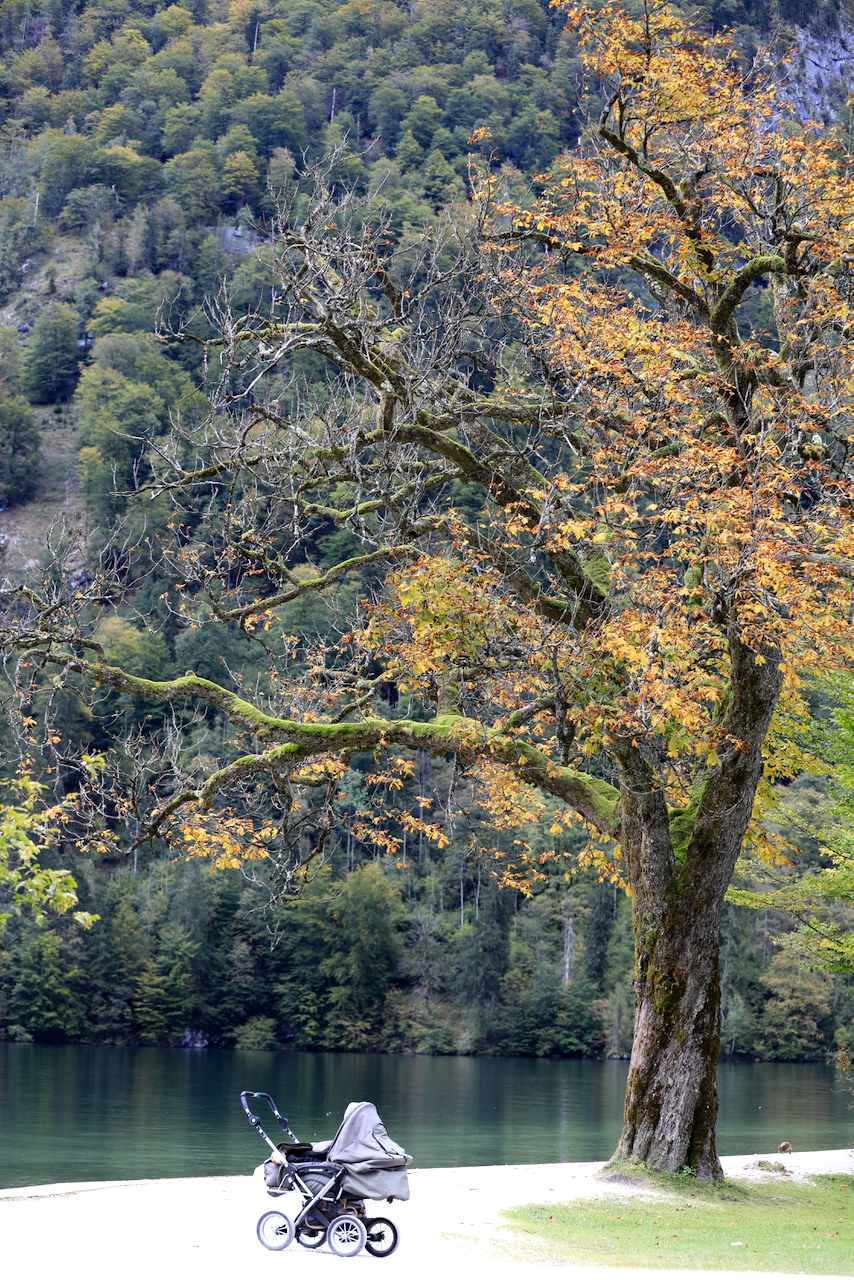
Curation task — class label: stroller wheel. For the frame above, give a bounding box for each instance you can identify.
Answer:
[296,1226,326,1249]
[256,1210,295,1251]
[365,1217,399,1258]
[327,1214,367,1257]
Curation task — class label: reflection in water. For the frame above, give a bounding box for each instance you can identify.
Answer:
[0,1044,850,1188]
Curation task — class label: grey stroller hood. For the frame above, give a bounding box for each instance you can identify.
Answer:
[328,1102,412,1202]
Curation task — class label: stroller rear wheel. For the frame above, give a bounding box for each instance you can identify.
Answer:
[256,1210,295,1251]
[326,1214,367,1257]
[365,1217,399,1258]
[296,1225,326,1249]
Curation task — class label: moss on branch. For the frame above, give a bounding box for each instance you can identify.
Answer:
[33,648,621,834]
[709,255,786,343]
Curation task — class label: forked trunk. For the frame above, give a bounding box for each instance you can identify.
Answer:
[612,633,783,1180]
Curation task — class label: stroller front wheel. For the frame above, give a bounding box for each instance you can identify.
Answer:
[364,1217,399,1258]
[327,1214,367,1257]
[257,1210,295,1251]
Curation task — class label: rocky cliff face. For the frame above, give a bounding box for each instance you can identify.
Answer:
[787,20,854,122]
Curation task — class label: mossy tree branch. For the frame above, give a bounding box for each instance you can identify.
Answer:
[12,645,621,835]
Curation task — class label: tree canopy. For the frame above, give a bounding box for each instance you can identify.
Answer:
[3,0,854,1175]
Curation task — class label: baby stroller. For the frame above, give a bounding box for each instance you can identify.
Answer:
[240,1091,412,1258]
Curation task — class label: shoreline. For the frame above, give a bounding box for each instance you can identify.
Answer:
[1,1146,852,1201]
[0,1149,850,1278]
[0,1040,841,1062]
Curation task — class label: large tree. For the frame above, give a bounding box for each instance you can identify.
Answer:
[3,3,854,1178]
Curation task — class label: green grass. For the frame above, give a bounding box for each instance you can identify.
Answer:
[503,1175,854,1272]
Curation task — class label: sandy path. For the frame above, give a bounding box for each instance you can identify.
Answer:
[0,1150,850,1280]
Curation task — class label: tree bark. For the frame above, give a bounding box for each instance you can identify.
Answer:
[613,631,784,1180]
[616,834,730,1180]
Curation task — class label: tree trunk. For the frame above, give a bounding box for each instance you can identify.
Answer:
[612,632,783,1180]
[616,851,728,1180]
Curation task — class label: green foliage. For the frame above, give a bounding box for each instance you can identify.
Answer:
[0,394,40,506]
[0,778,97,932]
[97,145,163,210]
[88,896,146,1043]
[0,797,849,1057]
[88,271,192,336]
[369,84,408,149]
[161,103,200,156]
[0,196,51,299]
[0,0,585,340]
[0,325,24,393]
[77,328,204,521]
[222,149,260,209]
[172,616,257,686]
[500,969,605,1056]
[728,672,854,974]
[395,128,424,174]
[584,880,615,988]
[134,923,198,1045]
[162,149,221,220]
[77,362,165,518]
[454,876,511,1006]
[229,91,306,158]
[752,951,835,1059]
[400,95,441,151]
[423,149,459,209]
[9,929,82,1041]
[94,617,171,679]
[321,863,402,1027]
[234,1015,279,1049]
[23,302,79,403]
[36,132,94,219]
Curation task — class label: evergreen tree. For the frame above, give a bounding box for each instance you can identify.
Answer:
[134,924,198,1045]
[321,864,402,1044]
[0,394,40,506]
[585,881,614,989]
[88,896,146,1044]
[10,930,82,1041]
[23,302,79,403]
[455,877,511,1010]
[395,129,423,173]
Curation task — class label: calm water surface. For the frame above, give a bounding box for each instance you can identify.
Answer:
[0,1045,850,1188]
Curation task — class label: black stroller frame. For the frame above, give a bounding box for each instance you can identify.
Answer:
[240,1091,400,1259]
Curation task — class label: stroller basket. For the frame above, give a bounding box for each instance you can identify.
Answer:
[265,1158,337,1195]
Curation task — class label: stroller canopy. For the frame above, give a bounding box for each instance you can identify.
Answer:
[328,1101,412,1202]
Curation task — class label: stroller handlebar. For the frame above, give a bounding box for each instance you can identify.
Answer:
[240,1090,299,1155]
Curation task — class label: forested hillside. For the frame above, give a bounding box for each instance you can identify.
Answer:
[0,0,852,1059]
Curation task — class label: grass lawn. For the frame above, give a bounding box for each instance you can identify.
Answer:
[503,1174,854,1272]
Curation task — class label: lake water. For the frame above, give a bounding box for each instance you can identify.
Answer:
[0,1044,850,1189]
